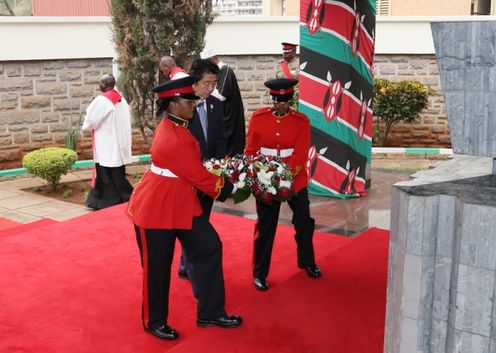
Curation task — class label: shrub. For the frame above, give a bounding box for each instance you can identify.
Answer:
[373,79,435,146]
[22,147,78,190]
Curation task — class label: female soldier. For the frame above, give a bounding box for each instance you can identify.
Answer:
[127,76,242,340]
[245,78,321,292]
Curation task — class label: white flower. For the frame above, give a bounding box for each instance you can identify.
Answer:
[235,173,246,189]
[267,186,277,195]
[257,170,272,186]
[280,180,291,189]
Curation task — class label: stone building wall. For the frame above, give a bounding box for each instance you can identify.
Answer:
[0,58,114,169]
[0,54,450,169]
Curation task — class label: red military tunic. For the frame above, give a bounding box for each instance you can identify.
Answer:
[245,107,310,192]
[127,118,225,229]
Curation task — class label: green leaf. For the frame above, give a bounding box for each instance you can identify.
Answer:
[233,187,251,204]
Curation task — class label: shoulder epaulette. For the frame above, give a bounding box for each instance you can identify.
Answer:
[251,107,272,118]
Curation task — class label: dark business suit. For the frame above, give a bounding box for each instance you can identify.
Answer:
[189,95,227,163]
[179,95,227,285]
[189,95,226,216]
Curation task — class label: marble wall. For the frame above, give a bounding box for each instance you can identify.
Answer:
[431,21,496,157]
[385,162,496,353]
[384,21,496,353]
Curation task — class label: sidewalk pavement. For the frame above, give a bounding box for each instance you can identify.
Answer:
[0,157,446,233]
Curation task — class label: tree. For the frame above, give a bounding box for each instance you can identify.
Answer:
[372,78,435,146]
[0,0,15,15]
[0,0,32,16]
[110,0,214,143]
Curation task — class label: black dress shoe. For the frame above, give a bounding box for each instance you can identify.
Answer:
[253,278,269,291]
[197,315,243,328]
[144,324,179,340]
[304,264,322,278]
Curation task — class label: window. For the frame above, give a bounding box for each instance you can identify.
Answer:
[376,0,390,15]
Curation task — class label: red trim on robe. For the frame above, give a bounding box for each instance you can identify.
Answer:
[102,89,122,105]
[170,67,187,79]
[90,131,96,188]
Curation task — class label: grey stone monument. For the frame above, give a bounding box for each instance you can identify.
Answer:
[383,21,496,353]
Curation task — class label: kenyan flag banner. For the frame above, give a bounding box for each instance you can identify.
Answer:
[300,0,376,198]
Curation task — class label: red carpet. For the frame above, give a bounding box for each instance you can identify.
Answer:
[0,204,388,353]
[0,217,21,231]
[0,218,58,238]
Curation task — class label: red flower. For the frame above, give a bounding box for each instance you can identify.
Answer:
[252,183,262,195]
[262,193,272,204]
[277,187,291,198]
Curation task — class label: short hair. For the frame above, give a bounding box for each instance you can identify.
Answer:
[190,59,219,80]
[159,56,176,69]
[100,73,116,88]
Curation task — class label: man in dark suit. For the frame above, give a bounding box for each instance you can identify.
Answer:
[178,58,227,279]
[189,59,227,170]
[200,49,245,157]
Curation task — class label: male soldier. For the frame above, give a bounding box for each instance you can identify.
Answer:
[276,42,299,80]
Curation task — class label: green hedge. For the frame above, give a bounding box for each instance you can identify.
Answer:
[22,147,78,190]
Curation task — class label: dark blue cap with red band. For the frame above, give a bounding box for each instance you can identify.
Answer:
[152,76,200,100]
[265,78,298,102]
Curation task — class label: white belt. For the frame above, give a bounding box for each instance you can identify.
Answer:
[150,163,178,178]
[260,147,294,158]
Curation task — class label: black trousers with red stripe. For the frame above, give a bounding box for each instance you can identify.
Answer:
[253,187,316,280]
[134,215,226,330]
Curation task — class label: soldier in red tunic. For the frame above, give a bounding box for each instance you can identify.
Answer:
[276,42,299,79]
[245,78,321,292]
[126,76,242,340]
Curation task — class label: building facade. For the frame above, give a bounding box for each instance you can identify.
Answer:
[214,0,299,16]
[377,0,494,16]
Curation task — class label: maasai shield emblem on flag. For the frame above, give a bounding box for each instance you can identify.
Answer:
[300,0,376,199]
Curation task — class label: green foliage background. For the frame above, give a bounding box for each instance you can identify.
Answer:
[110,0,214,143]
